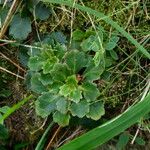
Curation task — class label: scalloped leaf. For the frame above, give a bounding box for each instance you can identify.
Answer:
[56,97,68,114]
[50,63,71,82]
[53,111,70,127]
[64,50,87,73]
[39,73,53,86]
[87,101,105,120]
[59,75,78,97]
[28,56,44,71]
[42,57,58,74]
[70,88,82,103]
[69,101,89,118]
[35,92,58,118]
[82,82,100,102]
[9,14,31,40]
[31,73,47,93]
[83,60,105,81]
[35,2,51,20]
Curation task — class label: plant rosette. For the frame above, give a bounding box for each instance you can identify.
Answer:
[27,42,106,126]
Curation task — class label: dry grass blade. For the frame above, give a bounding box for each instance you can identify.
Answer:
[0,66,25,79]
[0,0,22,39]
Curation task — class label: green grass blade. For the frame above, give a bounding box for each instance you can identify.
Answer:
[0,95,33,123]
[42,0,150,59]
[35,122,54,150]
[57,94,150,150]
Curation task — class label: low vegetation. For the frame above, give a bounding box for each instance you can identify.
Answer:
[0,0,149,149]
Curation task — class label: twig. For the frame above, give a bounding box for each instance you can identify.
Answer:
[57,126,83,148]
[0,52,26,72]
[0,66,25,80]
[45,126,62,150]
[0,0,22,39]
[140,79,150,101]
[131,127,140,144]
[31,118,48,135]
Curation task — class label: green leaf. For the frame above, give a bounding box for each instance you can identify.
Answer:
[83,60,104,81]
[0,114,3,124]
[35,122,54,150]
[0,95,32,124]
[9,14,31,40]
[39,73,53,86]
[135,137,145,146]
[50,63,71,82]
[56,97,68,114]
[116,133,130,149]
[81,31,103,52]
[50,81,64,94]
[54,44,67,59]
[31,73,47,93]
[93,50,105,67]
[35,92,57,118]
[0,124,9,140]
[42,0,150,60]
[49,31,67,44]
[110,50,119,60]
[57,93,150,150]
[40,47,54,59]
[72,29,85,41]
[42,57,58,74]
[70,88,82,103]
[0,106,10,114]
[82,82,100,102]
[0,7,9,27]
[35,2,51,20]
[81,35,100,52]
[64,50,87,73]
[87,102,105,120]
[0,89,12,98]
[28,56,44,71]
[59,75,78,97]
[105,36,119,51]
[70,101,89,118]
[27,44,41,57]
[53,111,70,127]
[18,47,29,67]
[105,57,114,67]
